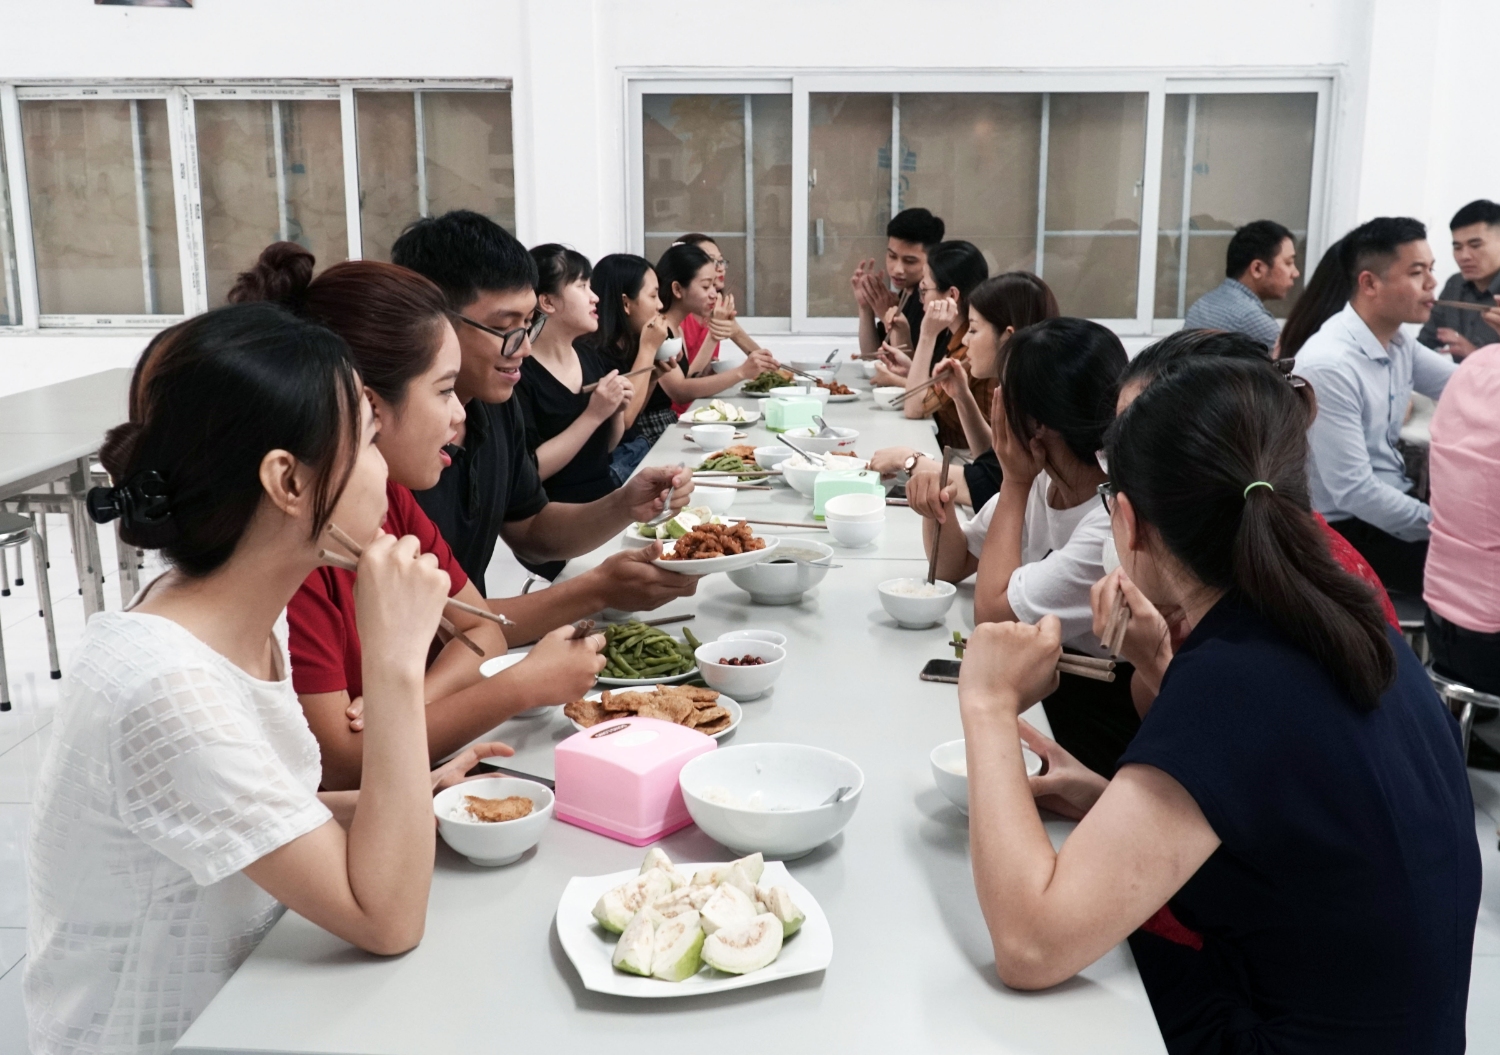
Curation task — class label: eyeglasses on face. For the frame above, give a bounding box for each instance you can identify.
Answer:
[454,311,546,358]
[1097,481,1117,517]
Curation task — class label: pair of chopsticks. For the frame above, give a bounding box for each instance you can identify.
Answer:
[1100,586,1129,657]
[694,469,780,478]
[1435,299,1499,313]
[730,517,827,530]
[886,375,939,407]
[581,365,654,394]
[321,524,516,658]
[951,634,1117,683]
[926,447,956,586]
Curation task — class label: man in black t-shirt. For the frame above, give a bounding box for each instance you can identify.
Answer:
[852,207,945,360]
[395,210,698,644]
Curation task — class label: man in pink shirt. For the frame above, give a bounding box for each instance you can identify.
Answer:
[1424,343,1500,714]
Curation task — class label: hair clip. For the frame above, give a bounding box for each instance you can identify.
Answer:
[86,470,173,528]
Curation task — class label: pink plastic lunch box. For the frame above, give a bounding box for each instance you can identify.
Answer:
[554,716,717,845]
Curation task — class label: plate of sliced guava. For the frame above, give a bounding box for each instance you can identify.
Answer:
[555,848,832,997]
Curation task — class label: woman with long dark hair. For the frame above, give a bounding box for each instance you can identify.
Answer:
[26,304,503,1054]
[1277,234,1349,359]
[230,244,606,791]
[957,357,1478,1052]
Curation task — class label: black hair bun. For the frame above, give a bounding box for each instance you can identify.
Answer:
[226,241,316,310]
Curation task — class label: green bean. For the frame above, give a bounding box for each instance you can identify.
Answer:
[682,627,702,651]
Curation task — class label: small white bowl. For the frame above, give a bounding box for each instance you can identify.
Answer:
[754,445,795,471]
[824,493,887,522]
[872,386,906,409]
[679,743,864,858]
[779,457,825,496]
[783,426,859,455]
[877,577,957,629]
[858,359,879,379]
[790,359,839,377]
[690,423,737,449]
[657,336,684,362]
[478,653,551,718]
[929,738,1043,816]
[433,776,554,866]
[717,628,788,648]
[826,517,883,548]
[712,346,748,373]
[694,485,735,514]
[726,540,835,605]
[694,640,786,700]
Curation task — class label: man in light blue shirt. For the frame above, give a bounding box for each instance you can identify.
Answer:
[1296,216,1457,594]
[1183,220,1300,349]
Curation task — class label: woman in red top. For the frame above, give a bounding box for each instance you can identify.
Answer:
[674,233,766,380]
[230,244,607,791]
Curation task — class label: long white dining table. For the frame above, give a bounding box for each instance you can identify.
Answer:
[175,372,1167,1054]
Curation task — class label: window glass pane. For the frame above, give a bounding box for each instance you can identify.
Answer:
[807,93,892,317]
[21,98,182,316]
[902,93,1041,280]
[356,90,514,264]
[642,94,791,318]
[0,132,19,325]
[1042,93,1146,319]
[1154,93,1316,319]
[196,99,346,306]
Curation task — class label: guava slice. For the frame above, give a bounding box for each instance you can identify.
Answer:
[761,885,806,937]
[611,911,655,976]
[699,881,757,935]
[592,870,673,933]
[650,910,705,981]
[722,863,759,901]
[692,864,731,886]
[640,848,673,874]
[664,513,700,540]
[731,852,765,884]
[702,913,784,975]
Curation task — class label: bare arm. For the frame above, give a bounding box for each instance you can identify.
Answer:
[658,348,778,402]
[909,470,979,582]
[500,464,693,561]
[973,478,1029,624]
[958,619,1219,990]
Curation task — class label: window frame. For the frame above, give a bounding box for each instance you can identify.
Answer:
[0,78,512,332]
[625,70,1335,337]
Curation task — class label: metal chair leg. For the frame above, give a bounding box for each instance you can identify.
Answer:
[1458,701,1475,760]
[0,596,9,711]
[10,538,21,587]
[0,546,8,596]
[31,527,60,680]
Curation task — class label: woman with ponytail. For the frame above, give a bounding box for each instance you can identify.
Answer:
[27,305,502,1054]
[230,243,607,791]
[955,358,1478,1052]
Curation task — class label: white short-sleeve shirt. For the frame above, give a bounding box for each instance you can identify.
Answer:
[26,609,332,1055]
[960,472,1113,655]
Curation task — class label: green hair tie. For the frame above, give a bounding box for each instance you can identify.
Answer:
[1243,480,1274,499]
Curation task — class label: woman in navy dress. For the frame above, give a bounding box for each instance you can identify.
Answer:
[957,356,1480,1053]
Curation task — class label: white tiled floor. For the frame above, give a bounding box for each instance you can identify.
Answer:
[0,514,1496,1052]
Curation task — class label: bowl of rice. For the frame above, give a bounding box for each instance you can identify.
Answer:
[877,577,957,629]
[930,738,1043,815]
[433,776,554,866]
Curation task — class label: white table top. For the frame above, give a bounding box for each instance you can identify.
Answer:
[176,377,1165,1055]
[0,369,131,496]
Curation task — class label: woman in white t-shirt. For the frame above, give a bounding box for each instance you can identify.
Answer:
[26,303,513,1055]
[913,317,1131,777]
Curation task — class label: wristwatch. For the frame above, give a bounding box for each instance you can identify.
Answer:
[902,452,933,475]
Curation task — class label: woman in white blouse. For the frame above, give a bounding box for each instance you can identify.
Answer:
[912,317,1131,778]
[25,303,511,1055]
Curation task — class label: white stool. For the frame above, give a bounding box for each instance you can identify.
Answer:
[0,510,62,711]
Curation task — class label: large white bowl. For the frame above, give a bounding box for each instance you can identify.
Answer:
[679,743,864,858]
[725,540,835,604]
[717,628,788,648]
[434,776,554,866]
[783,426,859,455]
[754,445,795,471]
[930,738,1043,816]
[690,423,737,450]
[779,457,825,496]
[790,359,840,377]
[877,577,958,629]
[824,492,886,522]
[694,485,735,514]
[769,385,832,405]
[826,517,883,548]
[693,640,786,700]
[872,386,906,409]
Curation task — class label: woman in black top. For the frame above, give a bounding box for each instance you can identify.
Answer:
[515,245,631,505]
[956,358,1479,1052]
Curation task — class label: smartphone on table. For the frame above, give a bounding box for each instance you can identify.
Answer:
[919,659,962,684]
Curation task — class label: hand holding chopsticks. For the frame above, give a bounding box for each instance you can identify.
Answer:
[950,631,1117,682]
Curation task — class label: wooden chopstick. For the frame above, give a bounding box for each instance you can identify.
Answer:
[1435,299,1498,313]
[694,469,780,478]
[636,613,695,627]
[950,635,1117,683]
[701,481,772,491]
[887,376,939,406]
[1100,581,1129,656]
[927,447,955,586]
[581,365,655,394]
[569,619,597,640]
[731,517,828,530]
[319,548,486,657]
[886,497,909,506]
[325,523,516,628]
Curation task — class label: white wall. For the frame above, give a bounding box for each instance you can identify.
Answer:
[2,0,1496,393]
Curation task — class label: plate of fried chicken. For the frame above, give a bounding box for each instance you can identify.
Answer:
[652,522,780,576]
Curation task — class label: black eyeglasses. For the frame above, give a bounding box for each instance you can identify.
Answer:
[455,312,546,358]
[1097,481,1117,517]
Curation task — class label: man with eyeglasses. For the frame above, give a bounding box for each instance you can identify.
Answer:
[393,211,698,644]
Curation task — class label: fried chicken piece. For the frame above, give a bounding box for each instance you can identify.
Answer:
[637,693,695,724]
[463,795,534,822]
[695,712,733,735]
[723,444,758,460]
[564,696,606,727]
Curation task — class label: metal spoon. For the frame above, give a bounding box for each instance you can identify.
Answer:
[821,785,853,806]
[769,555,845,570]
[822,348,840,365]
[811,414,839,439]
[644,463,685,527]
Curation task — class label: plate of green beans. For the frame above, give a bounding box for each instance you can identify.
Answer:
[596,621,704,686]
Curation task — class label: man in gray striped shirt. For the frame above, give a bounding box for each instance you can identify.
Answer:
[1183,220,1301,350]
